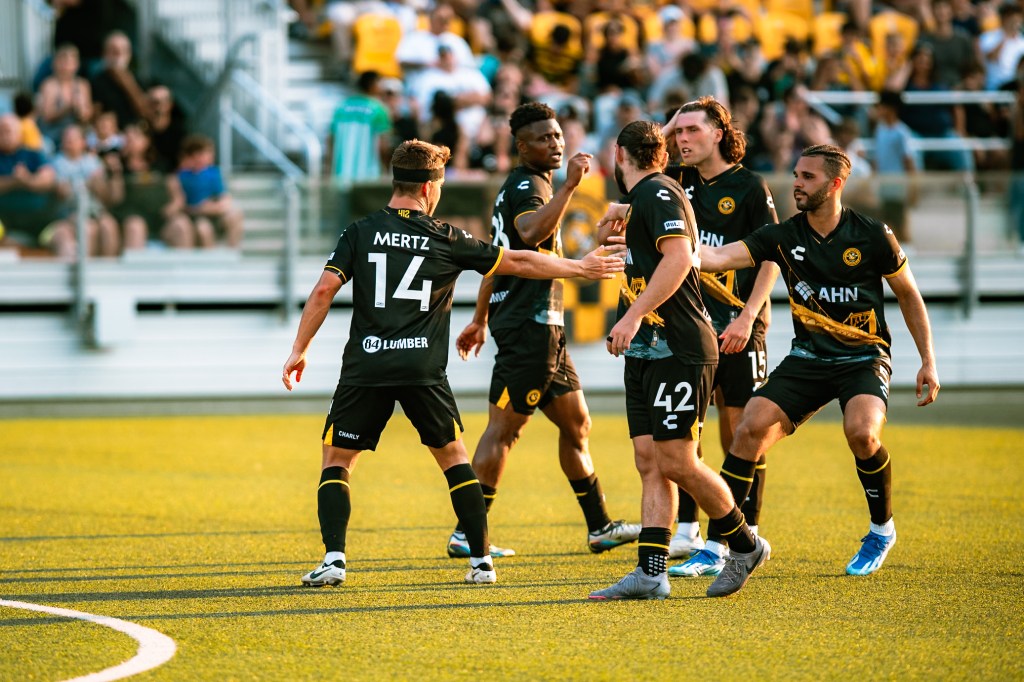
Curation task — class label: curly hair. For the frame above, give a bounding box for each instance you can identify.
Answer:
[509,102,556,138]
[391,139,450,195]
[677,96,746,164]
[801,144,852,182]
[616,120,666,171]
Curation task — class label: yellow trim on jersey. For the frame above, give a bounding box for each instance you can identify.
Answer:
[513,209,537,227]
[323,427,333,446]
[483,493,497,499]
[324,265,347,283]
[699,271,746,309]
[755,463,767,470]
[654,232,690,253]
[856,454,891,475]
[452,418,462,442]
[495,387,511,410]
[790,300,889,347]
[721,469,754,483]
[720,522,745,536]
[882,258,909,280]
[483,247,504,278]
[318,479,350,490]
[449,479,479,494]
[637,542,670,550]
[690,421,700,441]
[738,242,757,268]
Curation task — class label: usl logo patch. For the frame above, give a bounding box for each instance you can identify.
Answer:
[843,248,862,266]
[718,197,736,214]
[526,389,542,406]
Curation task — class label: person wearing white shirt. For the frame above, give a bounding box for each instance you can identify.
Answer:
[980,3,1024,90]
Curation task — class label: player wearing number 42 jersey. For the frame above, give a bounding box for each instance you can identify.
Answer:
[699,144,941,577]
[589,121,769,600]
[451,103,641,559]
[281,140,626,588]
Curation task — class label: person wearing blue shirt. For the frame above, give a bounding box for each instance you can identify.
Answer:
[177,134,244,248]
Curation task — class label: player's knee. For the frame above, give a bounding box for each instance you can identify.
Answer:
[846,429,881,458]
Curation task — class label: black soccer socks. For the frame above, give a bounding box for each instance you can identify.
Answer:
[569,474,613,533]
[637,527,671,576]
[444,463,489,557]
[742,457,768,527]
[318,466,351,553]
[720,452,757,515]
[455,483,496,534]
[708,506,757,554]
[855,446,892,525]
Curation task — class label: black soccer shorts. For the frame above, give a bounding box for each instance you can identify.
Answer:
[488,323,581,415]
[322,381,464,451]
[624,356,715,441]
[752,354,892,430]
[714,336,768,408]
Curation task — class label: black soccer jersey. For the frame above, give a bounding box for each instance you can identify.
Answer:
[619,173,719,364]
[741,207,907,362]
[667,163,778,338]
[325,207,503,386]
[487,166,564,332]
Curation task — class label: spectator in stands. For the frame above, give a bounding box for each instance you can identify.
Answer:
[899,43,973,171]
[645,6,696,82]
[177,134,244,249]
[951,0,984,39]
[99,123,192,250]
[90,31,149,128]
[396,4,476,91]
[87,110,124,156]
[49,124,119,258]
[875,30,912,91]
[921,0,982,89]
[324,0,418,74]
[329,71,392,185]
[981,3,1024,90]
[50,0,125,73]
[147,85,187,172]
[760,38,810,102]
[413,45,492,145]
[873,90,917,243]
[961,61,1010,169]
[13,93,45,152]
[525,18,585,94]
[427,91,468,171]
[648,52,729,113]
[378,77,420,150]
[37,44,94,149]
[838,21,876,92]
[0,114,59,254]
[1011,72,1024,254]
[470,77,519,174]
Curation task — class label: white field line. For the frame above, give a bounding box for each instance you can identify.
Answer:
[0,599,177,682]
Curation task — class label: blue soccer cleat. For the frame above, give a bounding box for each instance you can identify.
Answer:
[667,548,726,577]
[846,530,897,576]
[446,531,516,558]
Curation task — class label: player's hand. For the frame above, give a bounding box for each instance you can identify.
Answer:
[606,313,641,357]
[456,321,487,360]
[282,351,306,391]
[565,152,592,188]
[719,314,754,354]
[916,362,940,406]
[596,202,629,234]
[579,241,627,280]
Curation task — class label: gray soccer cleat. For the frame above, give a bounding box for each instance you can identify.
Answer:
[588,566,670,600]
[706,535,771,598]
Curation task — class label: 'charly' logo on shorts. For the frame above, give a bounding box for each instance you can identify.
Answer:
[363,336,382,353]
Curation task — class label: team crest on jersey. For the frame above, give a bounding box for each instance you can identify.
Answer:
[526,389,542,406]
[629,277,647,296]
[843,248,862,266]
[717,197,736,215]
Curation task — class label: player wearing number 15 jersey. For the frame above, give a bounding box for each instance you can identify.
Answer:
[281,140,627,588]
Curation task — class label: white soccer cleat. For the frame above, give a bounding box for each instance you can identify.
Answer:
[668,528,706,559]
[447,531,516,558]
[465,562,497,584]
[588,520,642,553]
[300,559,346,587]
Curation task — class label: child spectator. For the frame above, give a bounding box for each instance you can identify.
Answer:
[87,110,124,156]
[48,124,119,258]
[0,114,59,253]
[873,90,917,244]
[13,93,45,152]
[37,44,93,148]
[177,134,244,248]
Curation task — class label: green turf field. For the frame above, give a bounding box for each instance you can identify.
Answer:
[1,413,1022,681]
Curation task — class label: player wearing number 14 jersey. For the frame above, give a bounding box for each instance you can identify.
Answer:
[450,103,640,559]
[281,140,627,588]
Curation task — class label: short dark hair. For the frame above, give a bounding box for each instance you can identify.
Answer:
[180,133,215,158]
[616,120,666,171]
[677,96,746,164]
[801,144,852,181]
[877,89,903,112]
[510,102,555,138]
[356,70,380,93]
[391,139,450,196]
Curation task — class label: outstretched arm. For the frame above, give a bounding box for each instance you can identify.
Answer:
[282,271,343,390]
[595,202,628,245]
[886,265,940,406]
[495,239,626,280]
[700,241,756,273]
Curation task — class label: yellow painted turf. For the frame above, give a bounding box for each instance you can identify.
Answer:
[1,414,1023,680]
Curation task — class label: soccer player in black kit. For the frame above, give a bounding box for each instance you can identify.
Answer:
[699,144,940,577]
[589,121,770,600]
[449,103,640,559]
[281,140,626,587]
[662,97,780,576]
